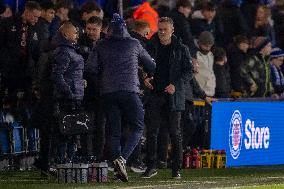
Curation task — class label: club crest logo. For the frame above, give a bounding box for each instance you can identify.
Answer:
[229,110,243,159]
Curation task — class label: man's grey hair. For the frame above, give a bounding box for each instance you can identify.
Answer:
[158,17,174,26]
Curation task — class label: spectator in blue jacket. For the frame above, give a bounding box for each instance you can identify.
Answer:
[86,13,155,182]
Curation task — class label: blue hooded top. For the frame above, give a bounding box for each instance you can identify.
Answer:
[86,13,156,94]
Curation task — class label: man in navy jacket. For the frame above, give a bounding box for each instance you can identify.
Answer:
[86,13,155,182]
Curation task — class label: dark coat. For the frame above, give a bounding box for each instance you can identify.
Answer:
[36,17,52,53]
[190,18,216,38]
[186,77,206,101]
[240,53,272,97]
[167,10,195,50]
[213,64,231,98]
[35,17,54,98]
[49,15,61,38]
[227,44,250,92]
[86,24,155,95]
[51,34,85,100]
[147,34,193,111]
[273,7,284,50]
[77,33,95,61]
[250,24,276,46]
[0,15,40,92]
[129,31,149,49]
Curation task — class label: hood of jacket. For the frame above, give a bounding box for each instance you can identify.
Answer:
[110,13,130,38]
[52,32,76,49]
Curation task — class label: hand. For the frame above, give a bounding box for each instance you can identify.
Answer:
[83,79,87,88]
[144,77,154,90]
[271,93,279,100]
[205,96,217,106]
[164,84,175,95]
[192,58,199,73]
[250,82,258,93]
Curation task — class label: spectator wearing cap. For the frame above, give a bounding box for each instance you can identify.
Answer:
[191,31,216,97]
[86,13,155,182]
[240,36,273,97]
[270,48,284,96]
[227,35,251,96]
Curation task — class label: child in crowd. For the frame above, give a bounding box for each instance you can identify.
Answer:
[213,47,231,98]
[270,48,284,96]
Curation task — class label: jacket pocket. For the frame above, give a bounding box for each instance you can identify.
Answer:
[73,80,84,99]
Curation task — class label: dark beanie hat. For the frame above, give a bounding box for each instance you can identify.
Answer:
[253,36,271,52]
[270,47,284,59]
[198,31,215,45]
[111,13,126,33]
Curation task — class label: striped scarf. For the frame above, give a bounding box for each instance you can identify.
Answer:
[271,65,284,86]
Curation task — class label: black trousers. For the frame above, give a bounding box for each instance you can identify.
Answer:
[145,93,182,172]
[80,95,106,161]
[181,101,196,149]
[32,98,55,171]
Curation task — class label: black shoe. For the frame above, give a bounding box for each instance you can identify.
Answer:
[141,168,158,178]
[172,170,181,179]
[113,157,128,182]
[130,163,147,173]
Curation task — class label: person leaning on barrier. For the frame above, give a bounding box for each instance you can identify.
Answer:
[51,21,85,163]
[86,13,155,182]
[142,17,192,179]
[191,31,216,97]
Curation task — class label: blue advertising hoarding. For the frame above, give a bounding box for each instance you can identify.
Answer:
[211,101,284,167]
